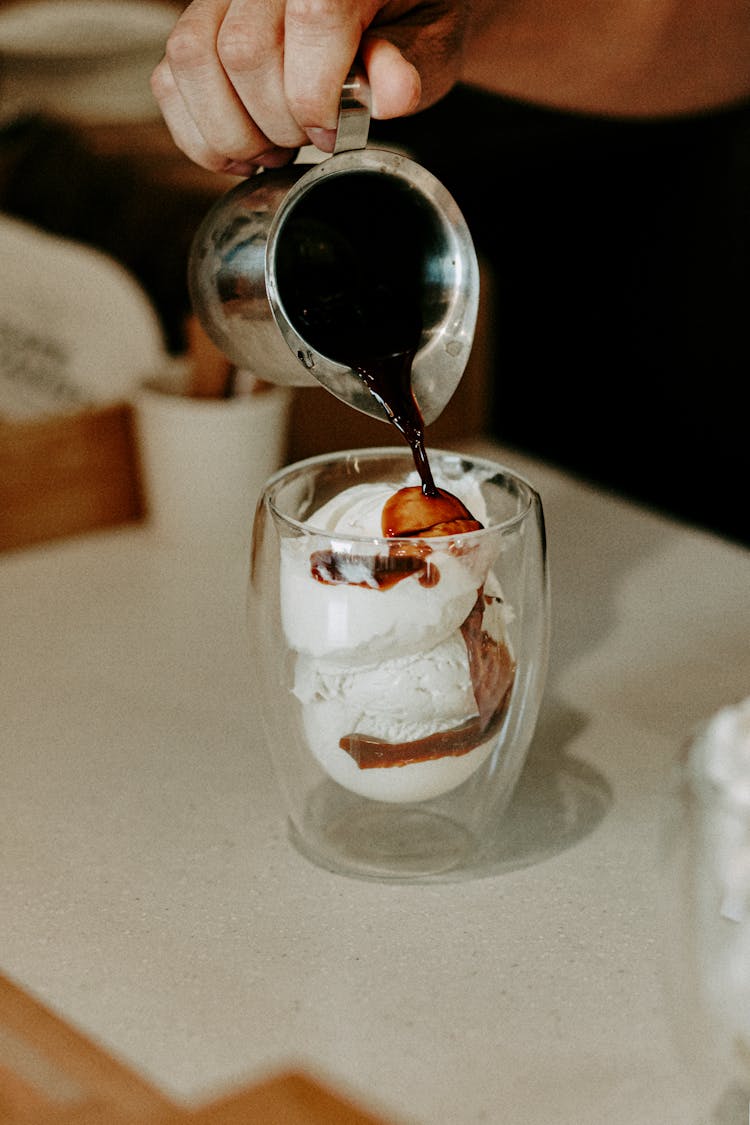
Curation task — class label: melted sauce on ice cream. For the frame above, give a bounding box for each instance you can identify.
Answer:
[341,593,516,769]
[310,540,438,592]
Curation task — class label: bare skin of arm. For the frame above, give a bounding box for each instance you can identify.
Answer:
[461,0,750,118]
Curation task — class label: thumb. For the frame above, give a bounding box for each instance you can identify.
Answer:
[361,36,421,119]
[362,6,467,117]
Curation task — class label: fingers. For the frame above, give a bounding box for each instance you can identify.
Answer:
[280,0,465,136]
[282,0,379,145]
[215,0,309,149]
[151,0,300,173]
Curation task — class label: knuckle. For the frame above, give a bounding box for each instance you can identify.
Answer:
[149,59,173,101]
[216,20,263,73]
[286,0,349,35]
[164,16,211,70]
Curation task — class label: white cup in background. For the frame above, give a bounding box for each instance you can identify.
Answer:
[135,367,292,558]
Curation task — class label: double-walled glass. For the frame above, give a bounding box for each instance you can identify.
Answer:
[249,448,550,880]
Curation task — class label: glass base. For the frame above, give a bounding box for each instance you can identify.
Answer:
[289,799,477,881]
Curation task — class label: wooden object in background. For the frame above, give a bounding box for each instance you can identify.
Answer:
[0,971,398,1125]
[0,404,144,552]
[184,315,235,399]
[158,1072,397,1125]
[0,970,173,1124]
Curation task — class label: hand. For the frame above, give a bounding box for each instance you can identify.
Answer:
[150,0,470,175]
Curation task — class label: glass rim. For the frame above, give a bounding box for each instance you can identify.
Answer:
[262,445,540,543]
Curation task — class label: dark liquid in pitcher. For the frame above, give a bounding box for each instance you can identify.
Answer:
[279,213,481,537]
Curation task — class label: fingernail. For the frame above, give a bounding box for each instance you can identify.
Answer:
[305,127,337,152]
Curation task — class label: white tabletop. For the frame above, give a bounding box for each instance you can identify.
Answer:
[2,438,748,1125]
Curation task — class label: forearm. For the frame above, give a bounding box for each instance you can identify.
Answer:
[461,0,750,116]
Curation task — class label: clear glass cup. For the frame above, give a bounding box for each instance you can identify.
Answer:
[248,447,550,880]
[662,699,750,1122]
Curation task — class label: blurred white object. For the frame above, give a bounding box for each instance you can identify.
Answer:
[0,213,167,419]
[688,698,750,1000]
[697,697,750,803]
[0,0,180,123]
[663,695,750,1117]
[135,369,292,559]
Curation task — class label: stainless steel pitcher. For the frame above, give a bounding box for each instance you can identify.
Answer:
[188,70,479,426]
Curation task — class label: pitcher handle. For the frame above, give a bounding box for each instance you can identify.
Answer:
[333,65,371,153]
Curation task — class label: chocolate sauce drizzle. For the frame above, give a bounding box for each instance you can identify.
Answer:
[341,594,516,769]
[310,541,437,592]
[354,347,437,497]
